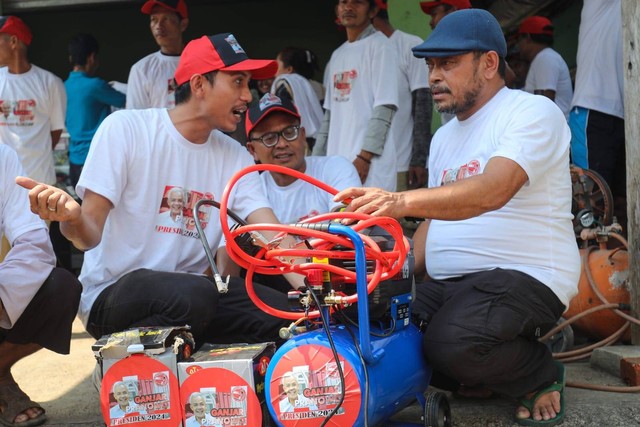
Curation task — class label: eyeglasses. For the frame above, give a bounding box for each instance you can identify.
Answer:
[250,125,300,148]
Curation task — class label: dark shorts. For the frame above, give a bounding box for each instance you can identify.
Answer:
[0,268,81,354]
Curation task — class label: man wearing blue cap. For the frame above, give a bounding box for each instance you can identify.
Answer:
[336,9,579,426]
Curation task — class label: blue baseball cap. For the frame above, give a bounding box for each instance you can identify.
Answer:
[412,9,507,59]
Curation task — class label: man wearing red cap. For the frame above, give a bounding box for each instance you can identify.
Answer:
[0,16,66,186]
[517,16,572,119]
[126,0,189,109]
[18,33,296,352]
[420,0,471,30]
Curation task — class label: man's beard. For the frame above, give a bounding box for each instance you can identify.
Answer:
[433,67,484,116]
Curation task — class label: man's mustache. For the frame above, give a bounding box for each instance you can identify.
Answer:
[430,86,451,95]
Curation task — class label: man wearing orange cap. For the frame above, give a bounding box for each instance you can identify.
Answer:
[126,0,189,109]
[0,15,66,186]
[517,16,572,119]
[419,0,471,30]
[18,33,295,350]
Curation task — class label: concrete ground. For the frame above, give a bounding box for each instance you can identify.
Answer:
[11,317,640,427]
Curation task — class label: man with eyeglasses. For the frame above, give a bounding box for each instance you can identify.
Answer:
[246,94,360,225]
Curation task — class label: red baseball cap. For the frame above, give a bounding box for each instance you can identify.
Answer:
[374,0,388,10]
[518,16,554,36]
[0,16,32,46]
[174,34,277,86]
[420,0,471,15]
[141,0,188,19]
[245,94,301,138]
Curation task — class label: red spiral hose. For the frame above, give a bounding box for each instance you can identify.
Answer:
[220,164,409,320]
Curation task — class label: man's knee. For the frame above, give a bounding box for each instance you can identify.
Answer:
[422,328,491,386]
[44,267,82,315]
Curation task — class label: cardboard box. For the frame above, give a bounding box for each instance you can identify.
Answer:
[93,327,194,427]
[178,343,275,427]
[92,326,195,378]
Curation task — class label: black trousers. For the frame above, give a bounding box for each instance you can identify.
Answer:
[0,267,81,354]
[585,110,626,200]
[86,269,290,348]
[413,268,565,398]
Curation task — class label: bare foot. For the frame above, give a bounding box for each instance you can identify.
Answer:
[0,374,46,424]
[515,388,561,422]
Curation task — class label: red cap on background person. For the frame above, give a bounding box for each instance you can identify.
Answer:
[245,94,301,138]
[174,33,277,86]
[420,0,471,15]
[518,16,554,36]
[141,0,188,19]
[0,16,32,46]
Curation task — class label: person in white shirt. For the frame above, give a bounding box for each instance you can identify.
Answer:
[569,0,625,225]
[126,0,189,109]
[517,16,573,119]
[0,16,66,186]
[245,93,360,224]
[244,93,360,292]
[336,10,579,426]
[271,46,324,152]
[18,33,295,349]
[312,0,399,192]
[372,0,432,190]
[0,145,81,427]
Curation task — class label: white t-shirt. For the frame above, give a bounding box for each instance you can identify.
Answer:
[271,73,324,138]
[524,47,573,119]
[571,0,623,118]
[323,31,399,191]
[126,51,180,109]
[426,88,580,308]
[261,156,361,224]
[0,145,55,328]
[0,65,66,184]
[388,30,429,172]
[76,109,269,325]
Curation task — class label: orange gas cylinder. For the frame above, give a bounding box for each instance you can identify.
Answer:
[565,246,630,341]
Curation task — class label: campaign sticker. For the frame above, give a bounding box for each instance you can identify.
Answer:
[269,344,361,426]
[180,367,261,427]
[100,354,181,427]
